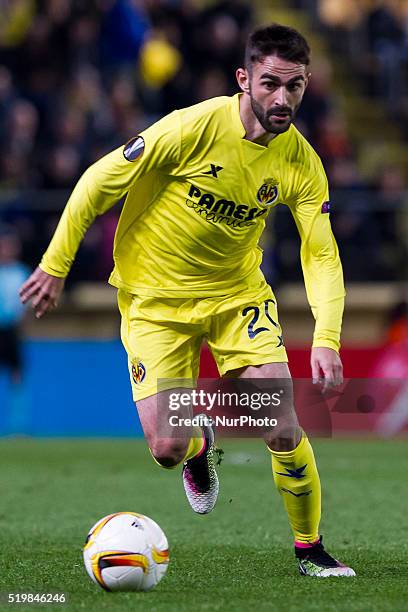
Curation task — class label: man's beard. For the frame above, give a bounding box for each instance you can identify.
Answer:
[250,94,298,134]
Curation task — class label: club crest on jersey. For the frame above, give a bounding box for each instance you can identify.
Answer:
[123,136,144,162]
[132,361,146,384]
[257,177,279,206]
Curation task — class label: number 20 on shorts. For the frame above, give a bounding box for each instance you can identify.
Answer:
[242,299,284,346]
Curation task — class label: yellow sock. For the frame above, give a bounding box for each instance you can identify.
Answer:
[149,427,205,469]
[269,434,321,544]
[183,427,206,461]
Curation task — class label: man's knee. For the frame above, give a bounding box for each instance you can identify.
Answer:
[264,423,302,452]
[149,438,189,468]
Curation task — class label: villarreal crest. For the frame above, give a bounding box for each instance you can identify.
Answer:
[257,177,279,206]
[132,361,146,384]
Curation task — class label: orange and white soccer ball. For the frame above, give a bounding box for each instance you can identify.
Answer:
[83,512,169,592]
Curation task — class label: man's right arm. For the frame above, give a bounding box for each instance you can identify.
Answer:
[39,147,140,279]
[20,148,146,318]
[19,111,182,317]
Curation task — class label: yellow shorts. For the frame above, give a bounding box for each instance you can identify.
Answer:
[118,282,288,401]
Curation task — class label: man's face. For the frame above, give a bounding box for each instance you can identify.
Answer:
[247,55,309,134]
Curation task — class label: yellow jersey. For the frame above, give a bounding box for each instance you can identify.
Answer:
[40,94,345,350]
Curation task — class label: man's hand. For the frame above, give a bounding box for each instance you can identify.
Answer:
[19,266,65,319]
[311,347,343,392]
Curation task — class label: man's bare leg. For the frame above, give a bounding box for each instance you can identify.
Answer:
[136,389,220,514]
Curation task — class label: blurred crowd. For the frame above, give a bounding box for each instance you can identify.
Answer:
[0,0,406,285]
[0,0,253,190]
[309,0,408,126]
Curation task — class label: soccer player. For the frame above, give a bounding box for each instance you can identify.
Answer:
[20,24,355,577]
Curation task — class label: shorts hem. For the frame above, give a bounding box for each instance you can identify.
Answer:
[132,380,197,403]
[218,354,288,377]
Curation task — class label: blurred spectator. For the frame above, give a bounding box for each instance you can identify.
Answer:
[0,65,14,133]
[42,145,82,189]
[0,224,30,383]
[191,0,252,92]
[370,301,408,437]
[139,33,182,89]
[195,68,230,103]
[100,0,150,72]
[316,111,353,166]
[7,98,39,155]
[384,301,408,346]
[295,57,333,146]
[375,165,408,280]
[363,1,404,109]
[0,0,35,49]
[317,0,362,28]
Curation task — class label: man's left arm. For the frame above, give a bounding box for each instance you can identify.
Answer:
[289,172,345,390]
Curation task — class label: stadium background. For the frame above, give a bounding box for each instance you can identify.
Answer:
[1,0,406,436]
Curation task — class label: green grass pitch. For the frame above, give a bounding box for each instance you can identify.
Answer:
[0,438,407,612]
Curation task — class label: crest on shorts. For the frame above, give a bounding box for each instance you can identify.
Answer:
[256,177,279,206]
[132,361,146,384]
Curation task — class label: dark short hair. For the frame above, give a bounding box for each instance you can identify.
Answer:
[245,24,311,71]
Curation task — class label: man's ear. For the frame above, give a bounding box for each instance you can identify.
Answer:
[305,72,311,90]
[236,67,250,93]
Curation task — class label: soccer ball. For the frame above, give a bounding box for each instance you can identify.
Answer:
[83,512,169,592]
